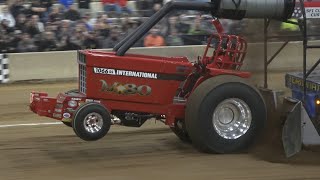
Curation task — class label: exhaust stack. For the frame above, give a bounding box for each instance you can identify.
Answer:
[214,0,295,20]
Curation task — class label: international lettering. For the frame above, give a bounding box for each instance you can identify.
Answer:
[94,67,158,79]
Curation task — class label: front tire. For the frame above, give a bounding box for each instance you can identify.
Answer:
[72,102,111,141]
[185,75,266,154]
[65,89,79,94]
[63,121,72,127]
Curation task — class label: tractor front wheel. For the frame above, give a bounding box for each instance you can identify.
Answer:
[185,75,266,154]
[62,121,72,127]
[65,89,79,94]
[72,102,111,141]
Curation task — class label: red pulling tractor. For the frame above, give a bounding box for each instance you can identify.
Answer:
[29,0,295,153]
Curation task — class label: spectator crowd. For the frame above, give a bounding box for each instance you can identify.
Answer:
[0,0,246,53]
[0,0,315,53]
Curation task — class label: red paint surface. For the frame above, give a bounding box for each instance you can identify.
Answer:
[30,19,251,127]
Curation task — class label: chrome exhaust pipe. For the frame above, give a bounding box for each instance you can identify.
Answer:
[214,0,295,20]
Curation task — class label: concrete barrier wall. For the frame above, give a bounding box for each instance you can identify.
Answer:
[9,51,78,82]
[7,40,320,89]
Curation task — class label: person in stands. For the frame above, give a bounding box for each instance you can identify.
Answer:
[30,0,48,23]
[63,4,81,21]
[9,0,29,20]
[118,0,132,15]
[25,15,44,37]
[17,33,37,52]
[59,0,74,11]
[101,0,121,16]
[48,5,63,23]
[100,28,120,48]
[0,5,15,28]
[144,27,166,47]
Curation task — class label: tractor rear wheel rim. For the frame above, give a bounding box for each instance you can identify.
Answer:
[83,112,103,134]
[212,98,252,140]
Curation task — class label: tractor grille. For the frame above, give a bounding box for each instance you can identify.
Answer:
[78,51,87,95]
[78,51,86,64]
[79,64,87,94]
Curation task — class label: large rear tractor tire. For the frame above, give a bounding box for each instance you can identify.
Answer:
[185,75,266,154]
[72,102,111,141]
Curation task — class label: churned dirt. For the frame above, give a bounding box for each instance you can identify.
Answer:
[0,81,320,180]
[248,90,320,165]
[249,104,320,165]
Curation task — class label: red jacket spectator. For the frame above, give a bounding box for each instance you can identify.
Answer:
[101,0,116,4]
[144,28,165,47]
[102,0,126,7]
[118,0,127,7]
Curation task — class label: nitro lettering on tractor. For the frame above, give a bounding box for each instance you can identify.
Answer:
[100,80,152,96]
[93,67,158,79]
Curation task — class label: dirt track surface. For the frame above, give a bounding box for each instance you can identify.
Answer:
[0,82,320,180]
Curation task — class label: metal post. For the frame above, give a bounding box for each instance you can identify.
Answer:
[264,18,268,88]
[300,0,307,102]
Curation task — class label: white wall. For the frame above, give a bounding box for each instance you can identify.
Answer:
[7,41,320,90]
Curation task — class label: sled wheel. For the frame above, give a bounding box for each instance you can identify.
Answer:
[185,75,266,154]
[72,102,111,141]
[170,119,191,143]
[62,121,72,127]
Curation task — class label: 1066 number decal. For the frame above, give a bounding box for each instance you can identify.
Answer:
[100,80,152,96]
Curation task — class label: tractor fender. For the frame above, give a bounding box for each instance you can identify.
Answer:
[187,69,251,97]
[206,68,251,78]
